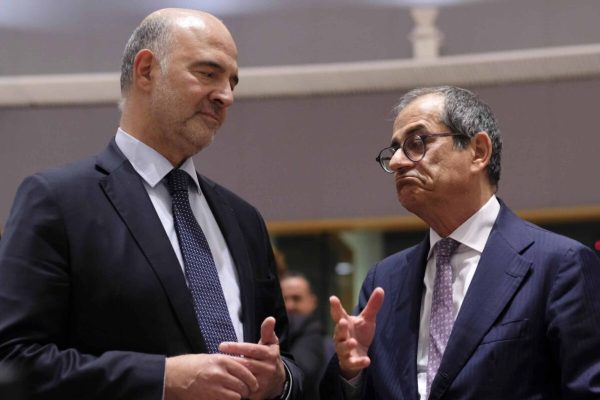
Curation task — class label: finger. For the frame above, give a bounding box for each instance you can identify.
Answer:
[221,356,260,393]
[220,388,248,400]
[329,295,349,323]
[220,342,271,360]
[333,317,350,343]
[259,316,278,345]
[342,355,371,370]
[219,374,253,399]
[360,287,385,322]
[335,336,358,359]
[230,355,263,373]
[230,354,278,377]
[219,341,243,357]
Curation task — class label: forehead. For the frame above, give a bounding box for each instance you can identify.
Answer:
[169,16,238,64]
[393,94,445,135]
[281,277,309,293]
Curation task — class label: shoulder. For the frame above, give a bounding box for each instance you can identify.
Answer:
[500,205,590,256]
[13,154,103,206]
[495,206,599,290]
[22,141,123,193]
[523,220,585,251]
[522,221,598,278]
[495,202,590,256]
[36,157,100,185]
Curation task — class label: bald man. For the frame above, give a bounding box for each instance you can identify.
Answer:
[0,9,302,400]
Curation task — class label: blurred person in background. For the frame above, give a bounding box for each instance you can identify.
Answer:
[282,272,331,400]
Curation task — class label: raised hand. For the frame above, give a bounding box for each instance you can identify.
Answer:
[329,287,384,379]
[220,317,287,399]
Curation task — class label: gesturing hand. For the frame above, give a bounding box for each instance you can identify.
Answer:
[220,317,287,399]
[329,287,384,380]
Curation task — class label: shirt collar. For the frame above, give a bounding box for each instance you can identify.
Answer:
[115,128,200,191]
[428,195,501,259]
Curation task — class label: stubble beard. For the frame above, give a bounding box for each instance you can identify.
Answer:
[153,83,219,157]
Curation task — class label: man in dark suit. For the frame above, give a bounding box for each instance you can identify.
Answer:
[321,86,600,399]
[0,8,302,400]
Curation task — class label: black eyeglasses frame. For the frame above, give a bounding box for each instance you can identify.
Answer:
[375,132,470,173]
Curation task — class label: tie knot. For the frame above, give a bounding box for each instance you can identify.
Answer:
[166,169,190,194]
[436,237,460,260]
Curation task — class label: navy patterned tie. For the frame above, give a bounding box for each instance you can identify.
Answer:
[166,169,238,353]
[426,237,460,397]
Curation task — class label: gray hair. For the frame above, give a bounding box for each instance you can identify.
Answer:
[119,15,173,97]
[393,86,502,188]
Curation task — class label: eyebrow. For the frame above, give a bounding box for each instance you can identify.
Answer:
[190,60,239,87]
[391,124,426,146]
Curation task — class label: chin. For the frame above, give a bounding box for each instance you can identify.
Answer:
[397,190,423,213]
[183,124,216,147]
[193,136,214,153]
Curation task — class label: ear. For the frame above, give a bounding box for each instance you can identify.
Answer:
[132,49,158,92]
[470,131,492,173]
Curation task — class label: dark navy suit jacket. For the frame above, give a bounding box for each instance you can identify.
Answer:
[0,140,302,399]
[321,203,600,399]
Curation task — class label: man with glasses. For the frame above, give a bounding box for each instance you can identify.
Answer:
[321,86,600,399]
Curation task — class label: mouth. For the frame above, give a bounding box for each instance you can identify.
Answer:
[395,174,421,185]
[198,111,222,126]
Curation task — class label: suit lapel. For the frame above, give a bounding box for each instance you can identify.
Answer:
[96,141,206,352]
[385,238,429,400]
[198,176,256,343]
[428,205,533,399]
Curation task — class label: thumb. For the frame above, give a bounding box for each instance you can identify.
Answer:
[259,316,279,345]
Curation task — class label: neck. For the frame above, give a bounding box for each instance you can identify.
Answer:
[120,108,186,168]
[421,190,494,237]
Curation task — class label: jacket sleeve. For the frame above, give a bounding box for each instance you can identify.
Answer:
[0,174,165,399]
[546,242,600,397]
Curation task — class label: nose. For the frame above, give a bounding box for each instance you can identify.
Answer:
[388,147,414,172]
[210,82,234,109]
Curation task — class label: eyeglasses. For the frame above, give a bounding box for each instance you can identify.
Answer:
[375,132,469,173]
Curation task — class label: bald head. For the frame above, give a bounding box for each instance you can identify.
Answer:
[119,8,235,97]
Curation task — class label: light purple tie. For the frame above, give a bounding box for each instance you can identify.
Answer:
[426,237,460,397]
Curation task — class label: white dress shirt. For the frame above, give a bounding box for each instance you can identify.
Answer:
[115,128,244,343]
[416,195,500,399]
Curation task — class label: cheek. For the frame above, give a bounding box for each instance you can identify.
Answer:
[187,84,211,101]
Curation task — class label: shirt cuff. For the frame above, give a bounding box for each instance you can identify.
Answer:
[276,360,293,400]
[341,371,363,399]
[162,358,167,400]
